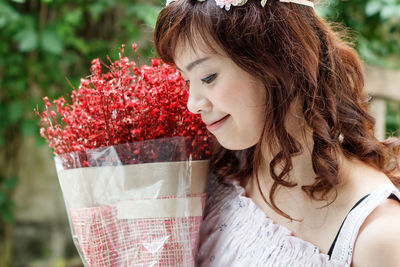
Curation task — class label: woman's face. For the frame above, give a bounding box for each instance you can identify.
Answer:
[174,41,267,150]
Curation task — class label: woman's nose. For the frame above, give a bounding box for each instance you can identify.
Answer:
[186,87,211,114]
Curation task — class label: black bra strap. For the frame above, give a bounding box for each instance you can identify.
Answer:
[388,193,400,201]
[328,193,400,258]
[327,194,369,257]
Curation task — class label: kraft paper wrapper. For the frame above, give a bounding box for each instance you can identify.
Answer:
[116,197,203,219]
[57,160,210,212]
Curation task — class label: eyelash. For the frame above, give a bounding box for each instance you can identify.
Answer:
[184,73,217,90]
[201,73,217,84]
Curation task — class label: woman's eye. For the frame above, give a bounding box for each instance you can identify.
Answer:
[201,73,217,84]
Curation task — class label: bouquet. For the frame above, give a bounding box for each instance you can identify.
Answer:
[36,44,212,266]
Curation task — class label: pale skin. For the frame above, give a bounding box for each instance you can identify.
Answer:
[246,102,400,266]
[174,39,400,266]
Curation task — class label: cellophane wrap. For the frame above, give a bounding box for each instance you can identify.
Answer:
[55,136,210,266]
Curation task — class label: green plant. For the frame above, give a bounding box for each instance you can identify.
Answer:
[316,0,400,138]
[387,101,400,137]
[0,0,162,262]
[316,0,400,68]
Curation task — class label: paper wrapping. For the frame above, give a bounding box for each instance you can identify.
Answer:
[57,154,210,266]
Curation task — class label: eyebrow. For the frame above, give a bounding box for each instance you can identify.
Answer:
[176,57,210,72]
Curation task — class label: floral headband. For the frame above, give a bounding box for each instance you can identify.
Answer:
[166,0,314,11]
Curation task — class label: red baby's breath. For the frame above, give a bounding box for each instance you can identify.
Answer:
[36,44,212,166]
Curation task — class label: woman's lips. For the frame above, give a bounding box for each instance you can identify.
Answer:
[206,115,230,132]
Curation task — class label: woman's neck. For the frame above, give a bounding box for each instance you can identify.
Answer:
[252,97,389,205]
[258,98,319,188]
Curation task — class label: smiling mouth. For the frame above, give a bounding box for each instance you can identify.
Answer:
[206,115,230,132]
[207,115,229,126]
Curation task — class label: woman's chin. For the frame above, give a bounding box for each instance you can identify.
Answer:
[216,138,256,151]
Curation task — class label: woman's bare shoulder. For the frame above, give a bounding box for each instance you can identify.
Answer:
[352,196,400,267]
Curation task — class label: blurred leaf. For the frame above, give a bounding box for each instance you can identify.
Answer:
[64,9,82,26]
[365,2,382,17]
[315,6,330,18]
[71,38,90,55]
[7,102,24,123]
[128,3,162,29]
[6,176,18,191]
[35,133,47,147]
[0,190,5,205]
[88,3,105,22]
[22,120,39,137]
[0,207,15,224]
[40,27,63,55]
[381,5,397,19]
[6,79,27,94]
[0,2,20,28]
[0,105,6,121]
[88,0,115,22]
[12,0,25,3]
[386,102,400,137]
[14,26,38,52]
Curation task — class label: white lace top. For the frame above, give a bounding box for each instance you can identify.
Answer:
[196,175,400,267]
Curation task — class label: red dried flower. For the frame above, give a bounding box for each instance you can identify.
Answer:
[36,44,212,166]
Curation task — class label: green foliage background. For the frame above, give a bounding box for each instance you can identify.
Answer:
[0,0,162,219]
[317,0,400,67]
[315,0,400,135]
[0,0,399,264]
[0,0,163,265]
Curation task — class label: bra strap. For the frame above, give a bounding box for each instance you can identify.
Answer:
[327,193,370,257]
[329,183,400,264]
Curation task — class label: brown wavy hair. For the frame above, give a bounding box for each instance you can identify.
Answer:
[154,0,400,218]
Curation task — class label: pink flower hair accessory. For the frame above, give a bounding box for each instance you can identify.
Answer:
[214,0,247,11]
[166,0,314,11]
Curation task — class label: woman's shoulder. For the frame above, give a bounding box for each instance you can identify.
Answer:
[351,190,400,267]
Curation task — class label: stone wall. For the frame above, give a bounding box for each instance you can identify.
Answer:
[364,65,400,140]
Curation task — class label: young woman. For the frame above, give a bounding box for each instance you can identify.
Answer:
[154,0,400,266]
